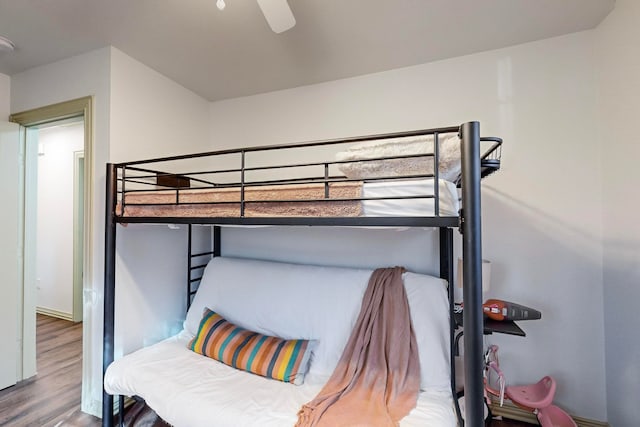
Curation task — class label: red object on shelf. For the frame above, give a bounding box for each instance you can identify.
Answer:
[482,299,542,322]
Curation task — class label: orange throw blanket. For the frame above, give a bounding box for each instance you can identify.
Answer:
[296,267,420,427]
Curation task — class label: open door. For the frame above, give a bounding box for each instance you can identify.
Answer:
[0,121,21,390]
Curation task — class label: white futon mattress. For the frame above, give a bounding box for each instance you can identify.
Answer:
[105,331,457,427]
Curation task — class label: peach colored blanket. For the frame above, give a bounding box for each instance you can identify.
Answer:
[296,267,420,427]
[116,182,362,218]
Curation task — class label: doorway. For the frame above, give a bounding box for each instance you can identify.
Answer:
[34,119,84,322]
[8,96,94,414]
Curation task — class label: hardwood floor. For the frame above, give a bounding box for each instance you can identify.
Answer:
[0,314,85,427]
[0,315,534,426]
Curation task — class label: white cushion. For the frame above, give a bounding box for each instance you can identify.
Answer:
[185,257,450,391]
[105,333,457,427]
[403,271,451,391]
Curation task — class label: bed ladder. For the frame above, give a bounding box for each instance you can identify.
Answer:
[187,225,220,309]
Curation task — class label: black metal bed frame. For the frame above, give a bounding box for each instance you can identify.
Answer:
[102,121,501,427]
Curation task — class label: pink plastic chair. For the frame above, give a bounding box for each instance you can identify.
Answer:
[484,346,577,427]
[507,376,556,409]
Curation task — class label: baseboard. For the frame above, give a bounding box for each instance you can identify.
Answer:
[36,306,74,322]
[489,401,609,427]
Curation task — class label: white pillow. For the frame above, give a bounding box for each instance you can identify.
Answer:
[185,257,371,384]
[335,133,461,182]
[185,257,451,391]
[403,271,451,391]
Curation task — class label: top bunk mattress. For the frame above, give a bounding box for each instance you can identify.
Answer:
[117,178,460,218]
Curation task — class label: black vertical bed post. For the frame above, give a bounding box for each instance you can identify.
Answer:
[103,163,117,427]
[187,224,193,308]
[460,121,484,426]
[213,225,221,257]
[439,227,462,425]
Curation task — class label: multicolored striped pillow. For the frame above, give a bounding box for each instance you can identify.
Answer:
[189,308,313,385]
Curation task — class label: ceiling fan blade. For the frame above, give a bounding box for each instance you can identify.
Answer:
[257,0,296,34]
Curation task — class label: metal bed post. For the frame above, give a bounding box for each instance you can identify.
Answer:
[187,224,193,308]
[439,227,463,425]
[460,121,484,426]
[434,133,440,216]
[103,163,117,427]
[118,395,124,426]
[213,225,221,257]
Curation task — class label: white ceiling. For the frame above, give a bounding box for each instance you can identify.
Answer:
[0,0,615,102]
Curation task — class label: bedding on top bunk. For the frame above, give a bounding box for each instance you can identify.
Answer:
[335,133,461,181]
[104,257,456,427]
[116,178,460,218]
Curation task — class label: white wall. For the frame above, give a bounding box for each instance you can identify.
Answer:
[0,121,20,391]
[10,47,111,416]
[0,73,9,119]
[36,122,84,315]
[223,227,441,275]
[11,47,212,416]
[109,47,211,357]
[109,48,211,162]
[594,1,640,425]
[209,32,606,421]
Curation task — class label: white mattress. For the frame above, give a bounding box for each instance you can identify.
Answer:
[362,179,459,217]
[105,331,457,427]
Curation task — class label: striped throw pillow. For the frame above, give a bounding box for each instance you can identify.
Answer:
[189,308,313,385]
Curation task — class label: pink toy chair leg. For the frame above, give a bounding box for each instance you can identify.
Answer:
[537,405,578,427]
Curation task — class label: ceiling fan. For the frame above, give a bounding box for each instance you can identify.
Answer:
[216,0,296,34]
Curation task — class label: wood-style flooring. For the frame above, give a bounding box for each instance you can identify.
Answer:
[0,314,86,426]
[0,314,534,426]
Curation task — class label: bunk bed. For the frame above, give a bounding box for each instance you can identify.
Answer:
[102,121,502,427]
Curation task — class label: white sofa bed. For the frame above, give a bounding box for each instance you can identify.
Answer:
[105,257,457,426]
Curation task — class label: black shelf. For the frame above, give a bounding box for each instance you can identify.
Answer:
[454,311,526,337]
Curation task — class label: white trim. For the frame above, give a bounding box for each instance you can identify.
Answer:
[15,125,25,382]
[80,100,96,418]
[73,150,84,323]
[36,307,73,322]
[83,396,102,419]
[10,97,95,416]
[21,128,38,380]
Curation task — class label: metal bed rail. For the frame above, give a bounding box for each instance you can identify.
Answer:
[111,126,501,224]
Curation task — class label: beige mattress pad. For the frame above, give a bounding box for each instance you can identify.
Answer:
[117,182,363,218]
